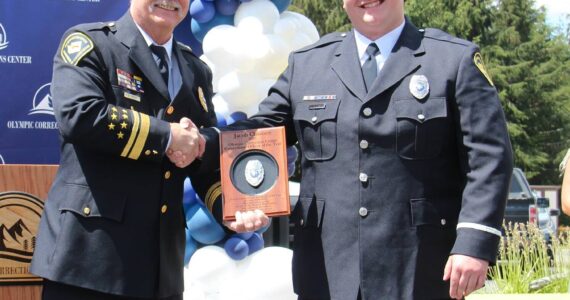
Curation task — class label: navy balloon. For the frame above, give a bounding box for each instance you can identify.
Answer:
[271,0,291,13]
[286,146,298,163]
[191,13,234,43]
[215,0,240,16]
[190,0,216,23]
[227,111,247,125]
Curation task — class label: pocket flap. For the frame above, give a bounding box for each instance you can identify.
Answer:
[410,197,459,226]
[293,100,341,126]
[58,184,126,222]
[394,98,447,122]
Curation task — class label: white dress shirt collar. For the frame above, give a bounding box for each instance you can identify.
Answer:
[354,21,406,66]
[134,23,174,61]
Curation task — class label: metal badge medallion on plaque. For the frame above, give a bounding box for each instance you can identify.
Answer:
[220,126,290,221]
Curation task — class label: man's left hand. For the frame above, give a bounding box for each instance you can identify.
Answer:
[443,254,488,299]
[223,210,270,233]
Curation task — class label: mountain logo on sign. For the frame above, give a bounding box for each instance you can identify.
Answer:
[0,23,9,50]
[29,83,54,116]
[0,192,44,264]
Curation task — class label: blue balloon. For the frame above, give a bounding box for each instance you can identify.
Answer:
[183,178,198,212]
[186,204,226,244]
[227,111,247,124]
[271,0,291,13]
[216,112,227,127]
[288,161,296,177]
[236,232,254,240]
[191,13,234,43]
[190,0,216,23]
[184,233,198,265]
[224,236,249,260]
[286,146,298,162]
[246,232,264,254]
[215,0,239,16]
[255,218,271,234]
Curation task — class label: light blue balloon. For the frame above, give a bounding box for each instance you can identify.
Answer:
[190,0,216,23]
[186,204,226,244]
[191,13,234,43]
[224,236,249,260]
[271,0,291,13]
[184,234,198,266]
[215,0,239,16]
[216,112,227,127]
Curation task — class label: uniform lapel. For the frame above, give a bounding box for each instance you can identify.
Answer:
[115,13,170,103]
[331,31,367,102]
[365,20,425,102]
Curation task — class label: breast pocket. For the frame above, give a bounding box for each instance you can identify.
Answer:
[293,100,341,161]
[111,85,144,110]
[394,97,447,160]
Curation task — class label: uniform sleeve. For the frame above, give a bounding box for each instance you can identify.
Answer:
[450,46,514,263]
[51,30,171,162]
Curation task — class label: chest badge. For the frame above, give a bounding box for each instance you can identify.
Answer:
[409,75,429,100]
[198,87,208,112]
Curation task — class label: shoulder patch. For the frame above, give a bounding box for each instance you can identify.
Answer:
[60,32,94,66]
[473,52,494,87]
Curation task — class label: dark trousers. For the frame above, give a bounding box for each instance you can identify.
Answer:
[298,289,362,300]
[42,280,182,300]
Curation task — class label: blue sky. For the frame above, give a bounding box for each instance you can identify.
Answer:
[535,0,570,28]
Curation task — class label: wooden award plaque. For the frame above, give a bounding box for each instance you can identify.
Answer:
[220,126,290,221]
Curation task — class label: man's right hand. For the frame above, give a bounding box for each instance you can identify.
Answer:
[167,117,203,168]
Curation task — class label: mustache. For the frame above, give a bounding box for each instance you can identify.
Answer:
[148,0,185,17]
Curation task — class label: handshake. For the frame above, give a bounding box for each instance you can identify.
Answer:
[167,117,205,168]
[166,117,270,232]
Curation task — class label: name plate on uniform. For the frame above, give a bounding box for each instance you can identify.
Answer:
[220,127,290,221]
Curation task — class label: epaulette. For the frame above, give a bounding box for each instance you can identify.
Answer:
[177,42,193,53]
[294,31,346,53]
[177,41,202,60]
[422,28,472,47]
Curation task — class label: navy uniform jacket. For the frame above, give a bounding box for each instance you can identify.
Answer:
[201,20,513,300]
[30,13,222,299]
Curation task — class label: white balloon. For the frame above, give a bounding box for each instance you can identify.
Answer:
[281,11,320,43]
[212,94,230,118]
[290,33,313,52]
[186,246,238,294]
[235,0,280,34]
[218,71,263,112]
[202,25,241,69]
[273,17,297,44]
[219,247,296,300]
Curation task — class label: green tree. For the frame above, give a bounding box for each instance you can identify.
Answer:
[290,0,350,35]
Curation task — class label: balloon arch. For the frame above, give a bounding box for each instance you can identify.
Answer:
[182,1,319,299]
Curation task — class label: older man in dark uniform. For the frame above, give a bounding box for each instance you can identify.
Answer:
[30,0,268,299]
[195,0,513,299]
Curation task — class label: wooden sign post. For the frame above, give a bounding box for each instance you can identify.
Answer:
[0,164,58,300]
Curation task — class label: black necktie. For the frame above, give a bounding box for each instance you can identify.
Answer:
[150,44,169,85]
[362,43,379,91]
